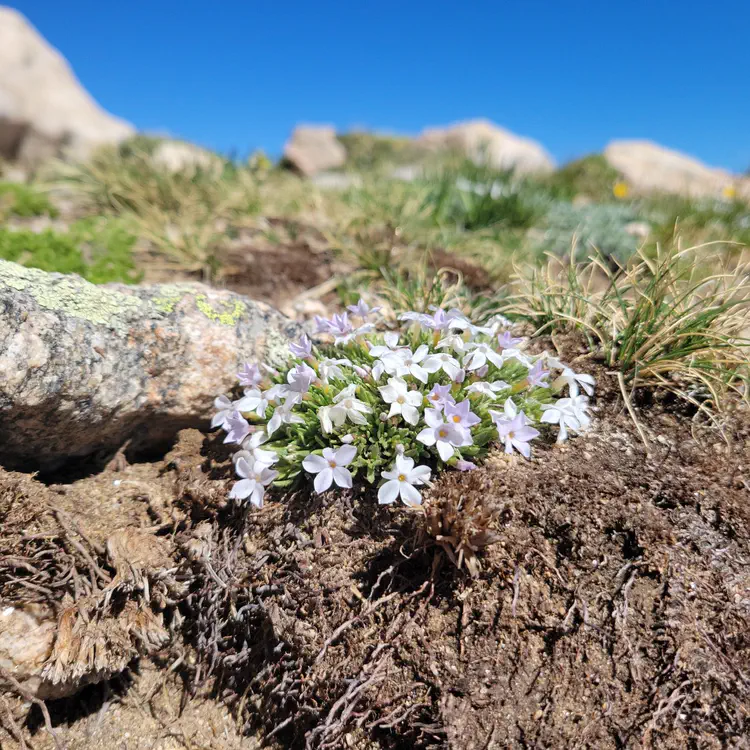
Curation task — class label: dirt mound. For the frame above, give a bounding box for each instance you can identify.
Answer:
[1,360,749,749]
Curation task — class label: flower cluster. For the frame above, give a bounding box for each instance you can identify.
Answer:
[213,302,594,509]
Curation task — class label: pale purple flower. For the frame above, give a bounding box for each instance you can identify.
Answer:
[328,312,353,340]
[466,380,509,398]
[347,298,381,318]
[223,410,251,444]
[453,368,466,384]
[552,368,595,397]
[379,377,423,425]
[313,315,332,334]
[444,399,481,431]
[302,444,357,493]
[286,362,316,395]
[238,362,263,387]
[492,414,539,459]
[497,331,524,350]
[425,383,455,411]
[489,397,531,426]
[475,364,489,378]
[378,455,431,506]
[230,456,278,508]
[526,360,550,388]
[417,408,468,461]
[211,395,233,428]
[289,334,313,359]
[455,459,477,471]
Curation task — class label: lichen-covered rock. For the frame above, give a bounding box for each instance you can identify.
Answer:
[0,260,302,470]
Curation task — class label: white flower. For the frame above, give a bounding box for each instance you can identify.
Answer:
[230,456,278,508]
[540,396,591,443]
[318,357,351,383]
[239,431,278,465]
[489,411,539,459]
[421,351,462,380]
[436,333,469,354]
[267,401,304,437]
[329,384,372,426]
[211,395,233,428]
[387,345,437,383]
[368,332,403,359]
[417,408,467,461]
[552,367,595,397]
[378,455,431,506]
[233,388,269,417]
[379,377,423,425]
[466,380,509,398]
[318,405,334,434]
[463,342,505,371]
[302,444,357,493]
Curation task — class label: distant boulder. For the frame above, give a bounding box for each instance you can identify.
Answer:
[604,140,749,199]
[0,6,134,166]
[283,125,347,177]
[417,119,555,174]
[151,140,221,172]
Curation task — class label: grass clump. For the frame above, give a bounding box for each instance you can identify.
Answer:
[0,182,58,218]
[542,154,621,201]
[503,244,750,417]
[337,131,429,172]
[0,218,140,284]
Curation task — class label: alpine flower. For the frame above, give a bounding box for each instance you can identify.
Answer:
[302,444,357,493]
[378,455,431,506]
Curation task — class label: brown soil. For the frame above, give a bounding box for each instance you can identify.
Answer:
[2,354,749,749]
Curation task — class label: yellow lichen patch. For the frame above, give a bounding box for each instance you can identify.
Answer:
[195,294,246,325]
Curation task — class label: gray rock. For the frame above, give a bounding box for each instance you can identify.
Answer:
[604,140,750,200]
[0,261,301,470]
[283,125,347,177]
[418,119,555,174]
[0,6,134,166]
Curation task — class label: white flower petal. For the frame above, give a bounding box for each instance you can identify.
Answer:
[378,480,400,505]
[314,468,334,494]
[335,444,357,465]
[303,454,328,473]
[436,440,455,462]
[333,466,353,488]
[399,482,423,507]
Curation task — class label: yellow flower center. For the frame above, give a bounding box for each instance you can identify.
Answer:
[398,474,406,482]
[438,429,447,438]
[397,395,405,404]
[344,399,353,408]
[452,415,461,423]
[329,460,337,468]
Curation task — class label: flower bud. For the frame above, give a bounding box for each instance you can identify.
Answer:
[453,368,466,384]
[341,434,354,444]
[475,364,489,378]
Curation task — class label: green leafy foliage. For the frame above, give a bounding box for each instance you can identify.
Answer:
[0,218,140,284]
[541,154,621,200]
[0,182,58,218]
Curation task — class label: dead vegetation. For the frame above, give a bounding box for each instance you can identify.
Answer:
[2,348,749,749]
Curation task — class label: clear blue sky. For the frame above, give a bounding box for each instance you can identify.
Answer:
[11,1,750,171]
